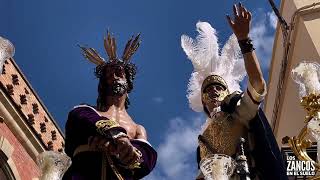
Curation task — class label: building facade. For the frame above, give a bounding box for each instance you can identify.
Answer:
[0,58,64,180]
[264,0,320,179]
[265,0,320,148]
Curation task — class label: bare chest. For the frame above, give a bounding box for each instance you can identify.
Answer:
[99,111,138,139]
[118,119,137,139]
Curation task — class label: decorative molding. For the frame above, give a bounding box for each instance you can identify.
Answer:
[51,130,57,141]
[6,85,13,95]
[0,88,45,161]
[11,74,19,85]
[5,158,19,180]
[40,123,46,133]
[0,136,14,158]
[0,136,21,180]
[47,141,53,151]
[19,94,27,105]
[27,114,35,125]
[0,58,64,152]
[32,103,39,114]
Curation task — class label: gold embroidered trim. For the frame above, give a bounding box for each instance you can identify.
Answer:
[95,119,120,136]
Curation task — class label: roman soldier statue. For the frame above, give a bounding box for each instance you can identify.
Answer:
[181,3,287,180]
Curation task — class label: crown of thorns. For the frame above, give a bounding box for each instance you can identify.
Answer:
[79,31,141,78]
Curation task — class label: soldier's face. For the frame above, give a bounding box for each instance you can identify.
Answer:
[202,83,228,109]
[104,63,128,96]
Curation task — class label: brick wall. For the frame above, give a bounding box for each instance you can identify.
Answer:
[0,57,65,179]
[0,122,40,180]
[0,58,64,151]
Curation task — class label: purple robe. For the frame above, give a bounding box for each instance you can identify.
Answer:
[63,105,157,180]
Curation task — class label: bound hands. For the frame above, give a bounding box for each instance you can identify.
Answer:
[88,135,141,167]
[226,3,252,40]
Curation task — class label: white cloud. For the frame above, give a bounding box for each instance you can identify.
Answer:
[152,97,164,103]
[267,11,278,29]
[250,10,277,75]
[144,116,205,180]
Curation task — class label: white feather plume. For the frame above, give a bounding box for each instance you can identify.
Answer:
[292,62,320,98]
[186,72,205,112]
[181,21,246,112]
[181,21,219,72]
[219,34,246,92]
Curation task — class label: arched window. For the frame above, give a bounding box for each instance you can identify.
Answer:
[0,151,15,180]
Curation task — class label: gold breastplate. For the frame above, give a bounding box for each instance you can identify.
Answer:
[199,112,248,159]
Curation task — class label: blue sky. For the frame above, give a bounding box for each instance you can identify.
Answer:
[1,0,279,179]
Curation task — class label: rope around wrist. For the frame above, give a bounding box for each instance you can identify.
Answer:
[238,38,255,54]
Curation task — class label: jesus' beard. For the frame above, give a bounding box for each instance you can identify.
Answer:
[111,79,128,96]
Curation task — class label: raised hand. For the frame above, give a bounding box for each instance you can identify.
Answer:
[226,3,252,40]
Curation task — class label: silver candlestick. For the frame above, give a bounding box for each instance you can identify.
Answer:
[200,154,235,180]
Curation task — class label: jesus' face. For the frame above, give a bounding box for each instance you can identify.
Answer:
[103,62,128,96]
